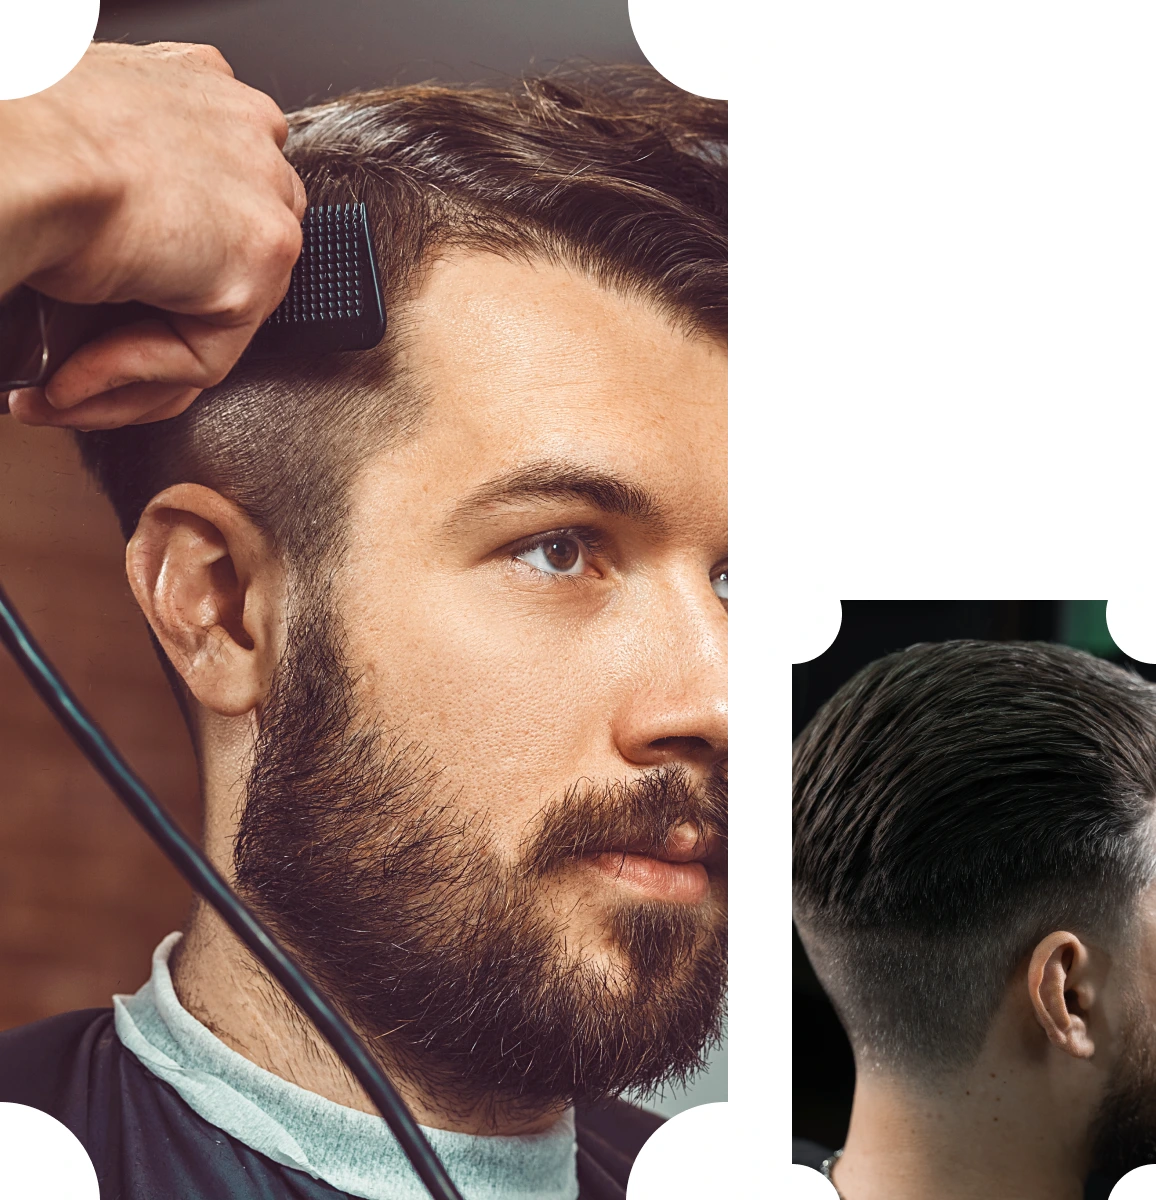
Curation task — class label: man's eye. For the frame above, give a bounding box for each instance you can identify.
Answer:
[515,535,591,576]
[712,568,728,602]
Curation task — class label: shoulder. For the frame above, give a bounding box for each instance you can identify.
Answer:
[0,1007,115,1110]
[792,1137,833,1171]
[576,1098,664,1159]
[574,1098,664,1198]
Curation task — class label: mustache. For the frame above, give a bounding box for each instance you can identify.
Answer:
[520,763,728,880]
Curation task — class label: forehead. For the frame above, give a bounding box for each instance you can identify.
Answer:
[378,250,727,512]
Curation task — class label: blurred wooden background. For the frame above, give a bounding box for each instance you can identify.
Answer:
[0,419,198,1028]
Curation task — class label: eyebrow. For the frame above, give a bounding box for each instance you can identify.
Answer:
[445,460,668,533]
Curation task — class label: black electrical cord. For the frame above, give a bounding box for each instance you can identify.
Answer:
[0,581,464,1200]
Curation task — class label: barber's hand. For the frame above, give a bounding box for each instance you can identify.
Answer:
[2,41,306,430]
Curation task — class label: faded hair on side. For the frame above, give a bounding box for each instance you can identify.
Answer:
[74,66,727,590]
[793,639,1156,1074]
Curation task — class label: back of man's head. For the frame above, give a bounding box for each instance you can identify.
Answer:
[793,639,1156,1075]
[74,67,726,585]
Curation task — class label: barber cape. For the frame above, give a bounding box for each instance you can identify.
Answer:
[0,940,660,1200]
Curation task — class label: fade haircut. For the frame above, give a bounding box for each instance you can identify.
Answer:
[75,67,727,588]
[793,640,1156,1074]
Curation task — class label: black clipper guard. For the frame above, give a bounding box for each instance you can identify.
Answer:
[246,202,385,358]
[0,202,385,411]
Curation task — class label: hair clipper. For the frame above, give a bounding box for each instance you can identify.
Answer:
[0,203,385,410]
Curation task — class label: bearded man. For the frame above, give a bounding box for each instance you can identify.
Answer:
[0,47,728,1200]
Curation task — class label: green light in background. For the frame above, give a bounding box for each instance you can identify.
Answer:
[1057,600,1118,658]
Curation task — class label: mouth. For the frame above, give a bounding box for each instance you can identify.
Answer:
[582,827,725,904]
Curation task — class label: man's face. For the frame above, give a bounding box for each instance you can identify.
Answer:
[234,252,728,1116]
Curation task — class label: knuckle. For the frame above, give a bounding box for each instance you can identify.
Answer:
[187,328,245,383]
[210,215,302,322]
[241,88,288,136]
[185,43,231,71]
[266,101,290,142]
[279,165,309,220]
[209,279,262,323]
[200,358,234,387]
[278,213,304,258]
[258,214,303,271]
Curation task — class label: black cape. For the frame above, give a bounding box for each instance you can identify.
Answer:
[0,1008,661,1200]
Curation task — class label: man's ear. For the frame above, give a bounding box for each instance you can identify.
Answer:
[1027,930,1098,1060]
[126,483,283,717]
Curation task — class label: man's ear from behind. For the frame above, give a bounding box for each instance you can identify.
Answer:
[1027,930,1100,1061]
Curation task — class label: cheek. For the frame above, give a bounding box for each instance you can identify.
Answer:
[339,568,617,845]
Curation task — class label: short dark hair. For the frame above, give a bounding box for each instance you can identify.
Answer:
[75,67,727,584]
[793,640,1156,1072]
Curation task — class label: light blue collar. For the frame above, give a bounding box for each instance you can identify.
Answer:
[113,933,578,1200]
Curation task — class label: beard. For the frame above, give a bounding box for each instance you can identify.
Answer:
[1089,991,1156,1181]
[232,595,727,1122]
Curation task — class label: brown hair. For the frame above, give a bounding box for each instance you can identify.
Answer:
[76,66,727,583]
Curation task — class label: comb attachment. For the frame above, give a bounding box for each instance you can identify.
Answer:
[0,203,385,402]
[244,202,385,358]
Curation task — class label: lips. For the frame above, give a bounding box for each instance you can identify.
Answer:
[587,852,710,903]
[609,826,725,869]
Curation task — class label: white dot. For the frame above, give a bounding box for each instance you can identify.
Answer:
[1110,1163,1156,1199]
[0,1104,99,1199]
[734,561,845,667]
[628,0,731,100]
[0,0,98,100]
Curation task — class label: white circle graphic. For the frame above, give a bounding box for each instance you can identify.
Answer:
[633,0,830,103]
[0,0,98,101]
[0,1103,99,1199]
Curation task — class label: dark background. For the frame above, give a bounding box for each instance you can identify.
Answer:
[792,601,1154,1149]
[95,0,646,110]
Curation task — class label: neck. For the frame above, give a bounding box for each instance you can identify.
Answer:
[169,903,565,1136]
[832,1062,1092,1200]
